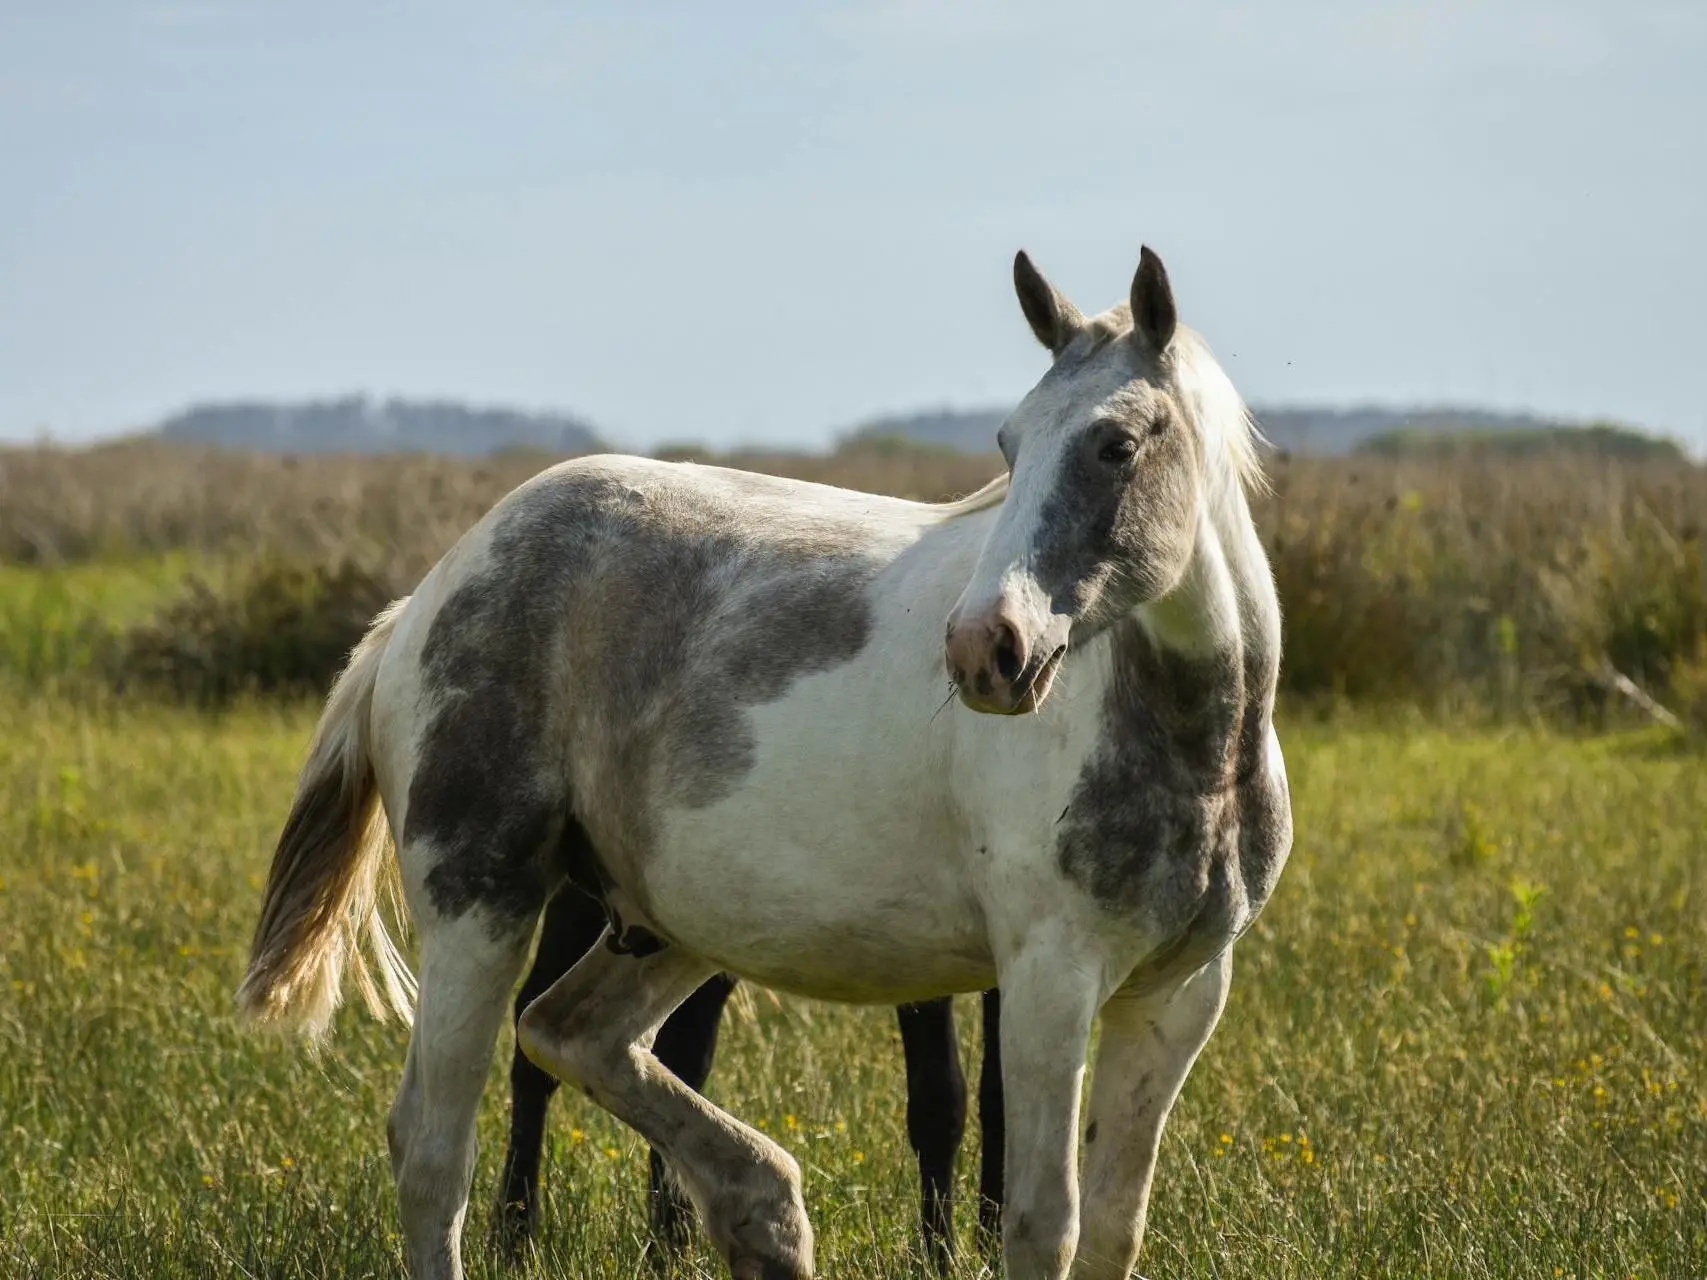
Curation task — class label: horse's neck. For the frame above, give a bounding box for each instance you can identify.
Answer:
[1118,487,1279,781]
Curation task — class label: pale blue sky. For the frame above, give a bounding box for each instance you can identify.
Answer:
[3,1,1704,452]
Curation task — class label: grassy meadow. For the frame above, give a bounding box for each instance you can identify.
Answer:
[1,694,1702,1278]
[0,440,1704,1278]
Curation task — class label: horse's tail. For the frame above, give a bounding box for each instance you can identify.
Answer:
[236,596,417,1040]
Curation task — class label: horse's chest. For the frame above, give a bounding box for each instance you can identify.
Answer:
[1057,773,1234,912]
[1054,737,1291,958]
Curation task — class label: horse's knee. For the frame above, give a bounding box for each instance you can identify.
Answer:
[516,1002,579,1083]
[517,998,624,1093]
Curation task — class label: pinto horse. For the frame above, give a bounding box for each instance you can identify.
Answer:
[492,885,1006,1271]
[238,246,1292,1280]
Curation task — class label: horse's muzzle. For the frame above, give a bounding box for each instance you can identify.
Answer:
[945,606,1068,716]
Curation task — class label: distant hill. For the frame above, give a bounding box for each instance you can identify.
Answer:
[1356,421,1684,461]
[839,403,1673,458]
[1252,405,1659,456]
[155,395,604,457]
[140,393,1678,462]
[844,408,1007,454]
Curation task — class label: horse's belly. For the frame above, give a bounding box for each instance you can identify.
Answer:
[642,814,993,1004]
[678,914,996,1004]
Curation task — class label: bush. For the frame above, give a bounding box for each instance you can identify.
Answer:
[114,560,396,705]
[1259,455,1706,723]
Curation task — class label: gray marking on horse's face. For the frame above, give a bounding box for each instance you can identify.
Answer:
[982,249,1204,628]
[1029,367,1201,639]
[1055,620,1288,976]
[406,465,878,928]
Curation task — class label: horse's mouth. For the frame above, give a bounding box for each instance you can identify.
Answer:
[1010,643,1068,713]
[956,643,1067,716]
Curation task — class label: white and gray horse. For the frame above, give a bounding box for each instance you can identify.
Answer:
[238,245,1293,1280]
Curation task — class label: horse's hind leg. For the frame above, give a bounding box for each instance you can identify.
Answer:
[1072,949,1232,1280]
[519,942,814,1280]
[390,904,539,1280]
[648,971,739,1251]
[896,998,966,1274]
[494,887,610,1258]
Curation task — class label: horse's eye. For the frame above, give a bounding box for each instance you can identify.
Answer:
[1098,436,1139,465]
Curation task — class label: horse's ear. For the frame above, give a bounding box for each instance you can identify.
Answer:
[1014,251,1085,357]
[1130,245,1177,355]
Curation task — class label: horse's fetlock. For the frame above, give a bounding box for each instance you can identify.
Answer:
[1006,1203,1078,1276]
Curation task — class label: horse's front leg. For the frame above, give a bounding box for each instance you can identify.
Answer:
[995,928,1104,1280]
[1072,948,1232,1280]
[517,940,814,1280]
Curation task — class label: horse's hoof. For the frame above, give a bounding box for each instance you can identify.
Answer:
[488,1202,536,1266]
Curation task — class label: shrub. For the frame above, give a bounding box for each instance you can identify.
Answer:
[114,560,396,705]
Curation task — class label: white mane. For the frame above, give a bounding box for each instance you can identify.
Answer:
[1170,325,1269,500]
[937,473,1010,517]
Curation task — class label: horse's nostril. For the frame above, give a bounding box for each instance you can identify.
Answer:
[992,622,1024,684]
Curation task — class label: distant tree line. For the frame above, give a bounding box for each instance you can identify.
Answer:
[156,395,603,457]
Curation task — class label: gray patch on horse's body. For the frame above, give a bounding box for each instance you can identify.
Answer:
[406,462,882,928]
[1055,620,1288,979]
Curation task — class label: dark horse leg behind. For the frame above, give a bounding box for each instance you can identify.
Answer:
[493,888,735,1253]
[493,887,1005,1271]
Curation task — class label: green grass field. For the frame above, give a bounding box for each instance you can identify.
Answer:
[1,691,1702,1279]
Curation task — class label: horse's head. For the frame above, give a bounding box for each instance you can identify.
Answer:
[946,247,1211,715]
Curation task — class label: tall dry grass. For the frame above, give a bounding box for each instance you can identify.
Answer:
[0,438,997,580]
[1260,454,1706,721]
[2,437,1703,722]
